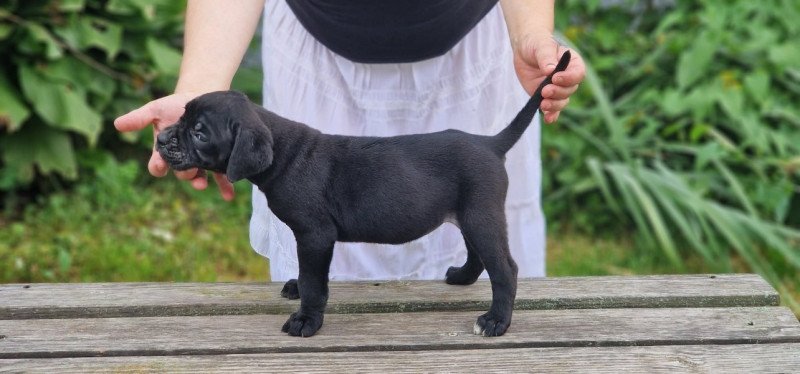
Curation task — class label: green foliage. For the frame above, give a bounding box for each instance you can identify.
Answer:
[0,0,183,190]
[550,0,800,311]
[0,1,261,195]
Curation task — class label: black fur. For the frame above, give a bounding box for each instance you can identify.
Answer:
[157,51,571,338]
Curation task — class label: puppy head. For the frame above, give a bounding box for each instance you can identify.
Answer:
[156,91,274,182]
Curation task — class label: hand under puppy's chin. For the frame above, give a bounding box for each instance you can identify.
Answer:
[157,150,194,172]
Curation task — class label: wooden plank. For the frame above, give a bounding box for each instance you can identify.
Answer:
[1,307,798,358]
[2,344,799,373]
[0,274,779,319]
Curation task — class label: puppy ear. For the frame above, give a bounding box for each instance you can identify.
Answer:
[226,123,273,183]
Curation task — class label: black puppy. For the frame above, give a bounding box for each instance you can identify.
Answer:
[157,51,571,337]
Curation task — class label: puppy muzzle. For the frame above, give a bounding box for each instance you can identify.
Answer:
[156,128,191,170]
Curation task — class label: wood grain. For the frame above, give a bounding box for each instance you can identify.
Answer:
[1,307,798,358]
[0,274,779,319]
[2,344,798,373]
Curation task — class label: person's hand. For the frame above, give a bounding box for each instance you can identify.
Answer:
[114,93,236,201]
[511,33,585,123]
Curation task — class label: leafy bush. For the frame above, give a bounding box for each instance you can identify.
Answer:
[0,0,183,192]
[549,0,800,309]
[0,0,261,201]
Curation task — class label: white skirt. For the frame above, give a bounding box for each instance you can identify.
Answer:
[251,0,545,281]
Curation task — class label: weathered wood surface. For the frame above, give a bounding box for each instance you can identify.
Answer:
[3,344,799,374]
[2,307,798,358]
[1,274,797,372]
[0,274,779,319]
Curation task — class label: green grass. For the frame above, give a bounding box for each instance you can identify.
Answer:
[0,160,268,283]
[548,232,738,277]
[547,231,800,317]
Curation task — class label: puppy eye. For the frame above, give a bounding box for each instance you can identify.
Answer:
[194,131,208,142]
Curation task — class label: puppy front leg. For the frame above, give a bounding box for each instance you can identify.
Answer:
[282,233,335,337]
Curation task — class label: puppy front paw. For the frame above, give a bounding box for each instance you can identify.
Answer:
[473,312,510,337]
[282,311,324,337]
[445,266,480,285]
[280,279,300,299]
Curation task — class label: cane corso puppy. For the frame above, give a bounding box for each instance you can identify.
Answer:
[157,51,571,337]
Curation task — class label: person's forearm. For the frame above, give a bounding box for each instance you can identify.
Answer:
[175,0,265,94]
[499,0,554,43]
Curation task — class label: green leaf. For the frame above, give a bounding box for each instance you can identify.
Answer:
[677,32,716,89]
[0,123,78,181]
[18,66,102,145]
[105,0,138,15]
[76,17,123,58]
[686,84,716,121]
[715,85,745,121]
[106,0,156,19]
[660,89,684,116]
[768,43,800,69]
[0,23,13,40]
[689,123,709,142]
[40,57,116,102]
[19,65,59,124]
[23,23,63,59]
[713,159,758,216]
[623,170,683,268]
[587,158,622,215]
[0,73,31,132]
[57,0,86,12]
[743,69,770,107]
[145,37,182,75]
[694,142,724,170]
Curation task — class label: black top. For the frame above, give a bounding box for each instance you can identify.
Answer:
[285,0,499,64]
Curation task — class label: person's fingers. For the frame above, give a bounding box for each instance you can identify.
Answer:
[185,169,207,190]
[543,111,561,124]
[114,101,158,132]
[542,83,580,101]
[541,97,571,113]
[191,175,209,190]
[531,37,560,75]
[115,94,192,132]
[213,172,236,201]
[148,152,169,177]
[553,53,586,87]
[516,35,559,72]
[174,168,200,181]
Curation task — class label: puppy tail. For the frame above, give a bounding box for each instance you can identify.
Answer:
[490,50,571,155]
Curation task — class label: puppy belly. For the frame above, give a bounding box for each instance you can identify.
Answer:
[338,218,448,245]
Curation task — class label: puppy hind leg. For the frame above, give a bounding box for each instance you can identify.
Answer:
[445,233,485,285]
[280,279,299,299]
[459,210,517,337]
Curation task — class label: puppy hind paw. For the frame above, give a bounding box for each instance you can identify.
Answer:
[280,279,300,299]
[473,313,510,337]
[445,266,480,286]
[282,311,324,337]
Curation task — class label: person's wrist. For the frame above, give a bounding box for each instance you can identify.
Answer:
[174,75,230,96]
[510,29,554,54]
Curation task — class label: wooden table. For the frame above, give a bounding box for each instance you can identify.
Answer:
[1,274,799,372]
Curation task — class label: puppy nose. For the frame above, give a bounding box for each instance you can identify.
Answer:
[156,131,171,146]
